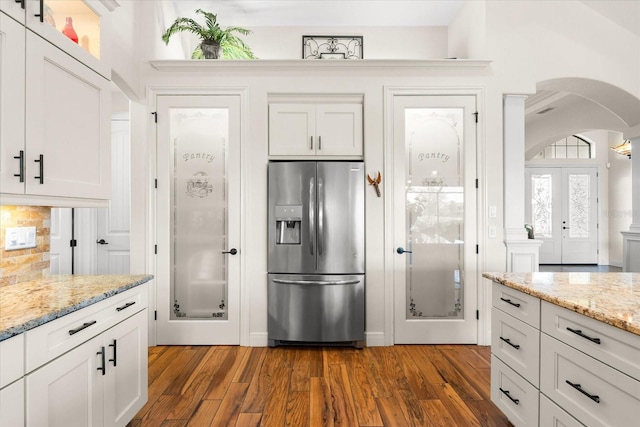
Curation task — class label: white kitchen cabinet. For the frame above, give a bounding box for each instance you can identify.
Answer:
[23,30,110,200]
[25,0,111,79]
[23,284,148,427]
[0,0,25,24]
[0,11,26,195]
[26,334,105,427]
[1,378,25,426]
[103,310,148,427]
[269,103,363,157]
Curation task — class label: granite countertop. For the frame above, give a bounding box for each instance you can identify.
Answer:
[0,274,153,341]
[483,272,640,336]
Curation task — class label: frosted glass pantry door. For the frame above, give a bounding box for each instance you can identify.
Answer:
[156,95,241,345]
[393,95,478,344]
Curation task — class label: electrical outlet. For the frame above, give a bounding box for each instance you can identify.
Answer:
[488,225,497,238]
[5,227,36,251]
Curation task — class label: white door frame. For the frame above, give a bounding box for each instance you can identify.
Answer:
[147,86,249,346]
[383,87,487,346]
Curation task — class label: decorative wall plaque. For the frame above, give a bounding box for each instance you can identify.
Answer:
[302,35,363,59]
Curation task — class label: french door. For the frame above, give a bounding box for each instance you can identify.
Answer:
[392,95,478,344]
[156,95,241,345]
[525,167,598,264]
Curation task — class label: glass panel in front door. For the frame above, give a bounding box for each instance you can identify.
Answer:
[170,108,228,320]
[404,108,464,319]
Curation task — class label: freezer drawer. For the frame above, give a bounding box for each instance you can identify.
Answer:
[268,274,365,347]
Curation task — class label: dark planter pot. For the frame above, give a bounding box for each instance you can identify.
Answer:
[201,40,221,59]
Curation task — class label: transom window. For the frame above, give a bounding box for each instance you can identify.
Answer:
[534,135,594,159]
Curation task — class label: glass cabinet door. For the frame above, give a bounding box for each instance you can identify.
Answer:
[26,0,110,78]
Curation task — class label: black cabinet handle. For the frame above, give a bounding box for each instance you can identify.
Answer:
[15,0,24,9]
[34,0,43,22]
[97,346,106,375]
[222,248,238,255]
[108,339,117,367]
[68,320,97,335]
[499,337,521,350]
[116,301,136,312]
[34,154,43,184]
[13,150,24,182]
[500,297,521,308]
[319,135,322,150]
[499,387,519,405]
[566,380,600,403]
[566,327,601,344]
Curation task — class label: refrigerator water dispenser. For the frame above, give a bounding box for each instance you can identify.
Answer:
[275,205,302,244]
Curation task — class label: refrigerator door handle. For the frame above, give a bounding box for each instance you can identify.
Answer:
[309,176,315,255]
[318,177,324,256]
[272,279,361,286]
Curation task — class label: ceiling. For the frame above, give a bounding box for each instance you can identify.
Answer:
[169,0,465,27]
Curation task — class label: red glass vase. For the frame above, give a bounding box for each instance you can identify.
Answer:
[62,17,78,44]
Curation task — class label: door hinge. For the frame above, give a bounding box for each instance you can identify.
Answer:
[476,310,479,320]
[151,111,157,123]
[475,178,479,189]
[473,111,479,123]
[155,179,158,189]
[154,310,157,321]
[69,239,77,247]
[476,244,479,254]
[154,245,157,254]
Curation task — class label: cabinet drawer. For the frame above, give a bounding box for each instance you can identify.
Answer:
[491,307,540,386]
[25,284,147,372]
[541,301,640,382]
[0,333,24,388]
[492,282,540,328]
[540,333,640,427]
[539,393,584,427]
[491,355,539,427]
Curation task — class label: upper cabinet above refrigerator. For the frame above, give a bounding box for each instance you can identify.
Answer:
[268,95,364,158]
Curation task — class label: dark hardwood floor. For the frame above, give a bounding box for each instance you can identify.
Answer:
[128,344,511,427]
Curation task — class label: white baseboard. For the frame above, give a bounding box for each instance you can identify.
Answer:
[365,332,387,347]
[248,332,269,347]
[609,260,623,268]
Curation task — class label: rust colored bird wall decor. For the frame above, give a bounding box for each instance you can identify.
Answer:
[367,171,382,197]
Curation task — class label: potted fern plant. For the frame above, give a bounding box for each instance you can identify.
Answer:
[161,9,256,59]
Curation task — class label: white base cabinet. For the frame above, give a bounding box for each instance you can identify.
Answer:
[491,282,640,427]
[1,379,25,426]
[26,310,147,427]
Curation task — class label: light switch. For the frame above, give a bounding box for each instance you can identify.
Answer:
[5,227,36,251]
[488,225,497,238]
[489,205,497,218]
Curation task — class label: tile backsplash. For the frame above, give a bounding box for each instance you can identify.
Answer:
[0,206,51,287]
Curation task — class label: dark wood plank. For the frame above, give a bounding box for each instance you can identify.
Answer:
[310,376,334,427]
[433,383,482,426]
[204,346,248,400]
[395,345,438,400]
[233,347,267,384]
[210,382,249,427]
[185,400,220,427]
[421,346,484,401]
[285,391,310,426]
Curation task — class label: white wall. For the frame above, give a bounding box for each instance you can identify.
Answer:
[448,0,486,59]
[114,0,640,346]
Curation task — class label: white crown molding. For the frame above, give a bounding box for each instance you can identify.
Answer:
[100,0,120,12]
[149,59,492,72]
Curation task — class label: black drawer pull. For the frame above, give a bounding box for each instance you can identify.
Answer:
[566,327,601,344]
[566,380,600,403]
[68,320,97,335]
[499,337,521,350]
[500,297,521,308]
[97,346,106,375]
[116,301,136,312]
[499,387,519,405]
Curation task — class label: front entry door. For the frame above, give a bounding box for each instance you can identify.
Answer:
[526,167,598,264]
[156,95,241,345]
[392,95,478,344]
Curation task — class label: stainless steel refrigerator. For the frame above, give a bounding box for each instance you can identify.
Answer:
[267,161,365,347]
